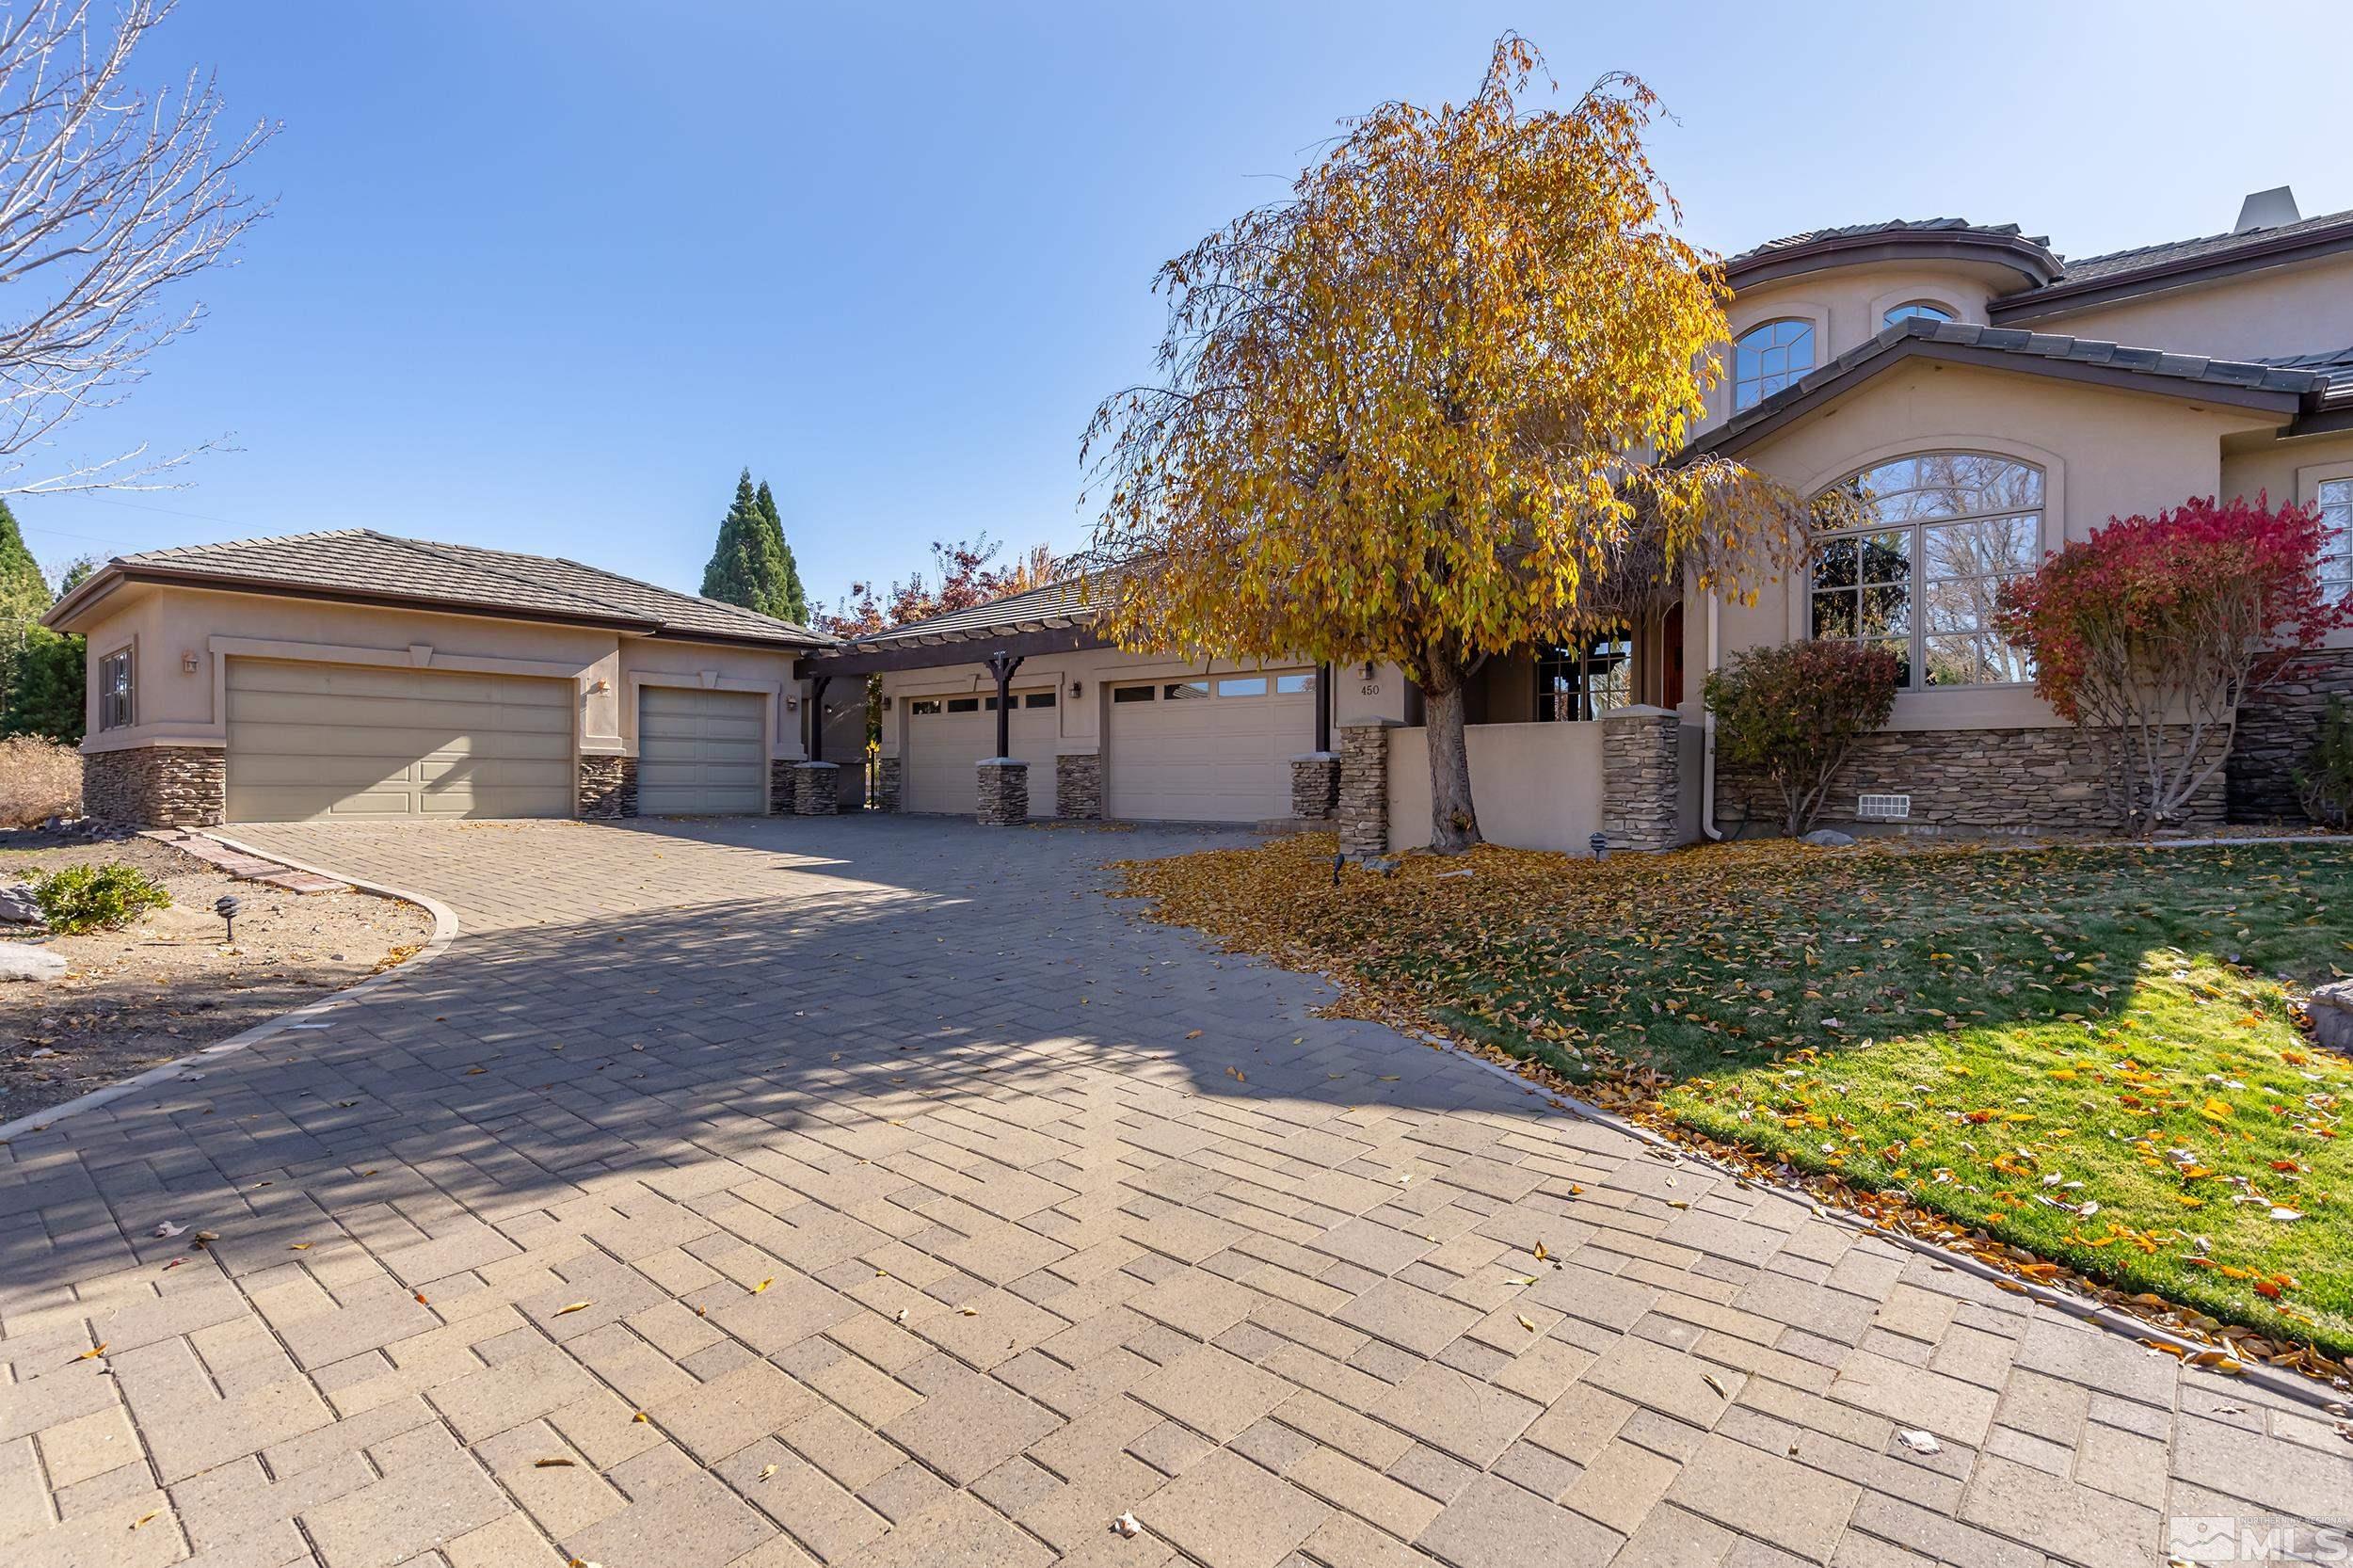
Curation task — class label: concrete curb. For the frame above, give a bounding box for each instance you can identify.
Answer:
[0,831,460,1145]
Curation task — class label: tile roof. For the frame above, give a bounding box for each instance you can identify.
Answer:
[1686,317,2333,458]
[1723,217,2053,271]
[93,528,830,646]
[845,577,1105,648]
[2047,207,2353,286]
[2255,345,2353,402]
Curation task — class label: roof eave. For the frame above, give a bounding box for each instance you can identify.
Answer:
[1726,232,2062,293]
[1682,337,2307,463]
[1993,220,2353,323]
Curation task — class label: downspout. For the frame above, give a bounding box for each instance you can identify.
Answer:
[1314,662,1333,753]
[1702,592,1724,840]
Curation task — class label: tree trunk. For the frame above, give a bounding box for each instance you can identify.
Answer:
[1421,658,1481,854]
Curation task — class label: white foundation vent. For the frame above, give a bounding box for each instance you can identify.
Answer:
[1856,792,1912,821]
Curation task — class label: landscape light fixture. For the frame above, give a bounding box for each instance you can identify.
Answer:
[215,894,244,942]
[1589,832,1609,860]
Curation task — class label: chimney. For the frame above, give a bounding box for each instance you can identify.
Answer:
[2233,185,2300,234]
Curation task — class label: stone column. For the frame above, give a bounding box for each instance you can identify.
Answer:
[577,756,637,820]
[1289,752,1338,821]
[976,758,1029,825]
[1055,752,1102,820]
[1602,705,1681,852]
[790,760,840,815]
[81,744,225,827]
[872,756,902,812]
[1337,723,1396,857]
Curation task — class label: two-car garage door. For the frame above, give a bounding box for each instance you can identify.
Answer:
[224,658,573,822]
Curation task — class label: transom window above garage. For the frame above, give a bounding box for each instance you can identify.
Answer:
[1811,452,2044,688]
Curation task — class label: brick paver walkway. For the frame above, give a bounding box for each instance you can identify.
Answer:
[3,816,2345,1568]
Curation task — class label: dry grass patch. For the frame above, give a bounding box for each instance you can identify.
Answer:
[0,735,81,826]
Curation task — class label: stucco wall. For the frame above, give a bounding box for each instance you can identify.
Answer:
[1387,720,1607,853]
[2015,252,2353,363]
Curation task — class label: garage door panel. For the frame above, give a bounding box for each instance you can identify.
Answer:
[1108,671,1314,822]
[225,659,573,823]
[904,699,1056,816]
[636,687,767,815]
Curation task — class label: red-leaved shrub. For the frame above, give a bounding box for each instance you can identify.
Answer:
[1704,639,1902,836]
[1993,494,2350,833]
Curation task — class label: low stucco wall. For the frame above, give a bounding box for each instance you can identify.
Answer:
[1387,721,1607,853]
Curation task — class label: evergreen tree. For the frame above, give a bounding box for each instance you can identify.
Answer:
[754,479,808,625]
[700,468,800,620]
[0,501,56,717]
[1,624,82,743]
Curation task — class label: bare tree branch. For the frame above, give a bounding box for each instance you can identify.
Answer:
[0,0,274,495]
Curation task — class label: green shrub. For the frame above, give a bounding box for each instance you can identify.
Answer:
[1704,640,1901,836]
[2295,695,2353,829]
[31,861,170,934]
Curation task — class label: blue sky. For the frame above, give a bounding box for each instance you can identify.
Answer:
[20,1,2353,615]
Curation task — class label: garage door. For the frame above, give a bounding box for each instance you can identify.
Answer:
[638,687,767,815]
[225,658,572,822]
[1108,670,1316,822]
[904,691,1057,816]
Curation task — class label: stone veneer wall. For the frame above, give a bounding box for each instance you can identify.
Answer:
[1600,708,1680,851]
[1716,724,2227,837]
[977,759,1028,825]
[872,757,902,813]
[1290,753,1338,821]
[2230,647,2353,823]
[1337,723,1392,857]
[1055,752,1102,820]
[81,744,225,828]
[767,759,793,815]
[577,756,637,820]
[790,761,840,815]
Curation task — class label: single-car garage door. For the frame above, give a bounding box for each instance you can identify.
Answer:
[1108,670,1316,822]
[638,686,767,815]
[225,658,573,822]
[904,691,1057,816]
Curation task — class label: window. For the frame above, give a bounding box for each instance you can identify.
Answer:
[1023,691,1056,709]
[1535,629,1633,721]
[1883,301,1954,328]
[1215,676,1267,697]
[1733,319,1815,410]
[1112,684,1155,703]
[1274,672,1317,695]
[2320,477,2352,599]
[98,647,133,730]
[1163,680,1210,700]
[907,697,942,716]
[946,696,981,713]
[1811,453,2044,688]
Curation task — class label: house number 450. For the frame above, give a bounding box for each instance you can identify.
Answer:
[1359,681,1382,696]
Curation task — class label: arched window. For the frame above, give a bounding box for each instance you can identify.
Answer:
[1811,453,2044,688]
[1733,319,1815,410]
[1535,628,1633,721]
[1883,301,1954,328]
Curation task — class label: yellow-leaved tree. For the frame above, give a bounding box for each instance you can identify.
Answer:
[1083,35,1806,852]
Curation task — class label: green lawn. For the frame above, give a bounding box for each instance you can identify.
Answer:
[1118,833,2353,1363]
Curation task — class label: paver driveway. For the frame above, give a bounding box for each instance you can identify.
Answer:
[3,816,2345,1568]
